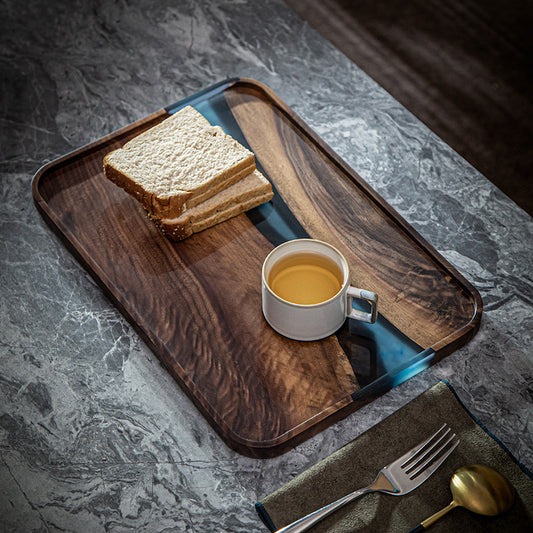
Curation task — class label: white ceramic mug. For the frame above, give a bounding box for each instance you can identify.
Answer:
[261,239,378,341]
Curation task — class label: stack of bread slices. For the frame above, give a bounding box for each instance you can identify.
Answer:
[103,105,273,241]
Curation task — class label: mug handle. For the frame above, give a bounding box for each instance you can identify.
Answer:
[346,287,378,324]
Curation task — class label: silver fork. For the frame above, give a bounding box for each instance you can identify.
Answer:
[274,424,459,533]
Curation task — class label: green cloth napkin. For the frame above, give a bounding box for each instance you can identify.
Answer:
[256,381,533,532]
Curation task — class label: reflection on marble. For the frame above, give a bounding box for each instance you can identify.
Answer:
[1,0,531,531]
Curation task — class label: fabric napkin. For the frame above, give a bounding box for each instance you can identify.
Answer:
[256,381,533,532]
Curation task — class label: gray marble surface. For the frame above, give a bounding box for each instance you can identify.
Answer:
[1,0,531,531]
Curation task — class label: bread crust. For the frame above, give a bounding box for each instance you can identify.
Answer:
[183,159,256,211]
[104,152,255,219]
[103,153,191,217]
[102,106,256,219]
[158,170,273,241]
[159,191,273,241]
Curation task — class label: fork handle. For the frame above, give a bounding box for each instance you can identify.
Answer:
[273,487,374,533]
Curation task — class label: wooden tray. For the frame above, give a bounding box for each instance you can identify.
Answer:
[32,78,482,457]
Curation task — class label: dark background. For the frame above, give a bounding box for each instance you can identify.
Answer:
[285,0,533,215]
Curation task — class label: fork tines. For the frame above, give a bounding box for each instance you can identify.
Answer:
[400,424,459,479]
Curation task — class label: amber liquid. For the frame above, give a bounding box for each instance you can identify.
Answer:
[268,252,344,305]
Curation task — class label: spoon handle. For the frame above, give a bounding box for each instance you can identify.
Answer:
[406,501,457,532]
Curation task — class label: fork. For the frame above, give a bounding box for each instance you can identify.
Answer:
[273,424,459,533]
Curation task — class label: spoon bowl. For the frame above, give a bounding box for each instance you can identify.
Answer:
[407,464,515,532]
[450,464,515,516]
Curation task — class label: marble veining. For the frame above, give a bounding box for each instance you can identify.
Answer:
[1,0,531,531]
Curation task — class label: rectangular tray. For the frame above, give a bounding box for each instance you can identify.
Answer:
[32,78,482,457]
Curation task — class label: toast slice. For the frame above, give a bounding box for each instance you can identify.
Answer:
[159,169,273,241]
[103,106,256,219]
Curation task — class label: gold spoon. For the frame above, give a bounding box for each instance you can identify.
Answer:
[407,464,515,532]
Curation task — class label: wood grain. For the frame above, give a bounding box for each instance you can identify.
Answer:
[32,78,482,456]
[33,120,358,455]
[226,81,481,353]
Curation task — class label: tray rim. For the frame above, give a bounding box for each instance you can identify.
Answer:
[31,77,483,456]
[229,78,483,355]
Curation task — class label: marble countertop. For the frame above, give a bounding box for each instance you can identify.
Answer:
[1,0,531,531]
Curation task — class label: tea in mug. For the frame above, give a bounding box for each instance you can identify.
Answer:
[268,252,343,305]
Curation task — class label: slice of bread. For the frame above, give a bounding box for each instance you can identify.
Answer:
[103,106,256,219]
[159,169,273,241]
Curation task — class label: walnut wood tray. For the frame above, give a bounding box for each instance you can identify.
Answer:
[32,78,482,457]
